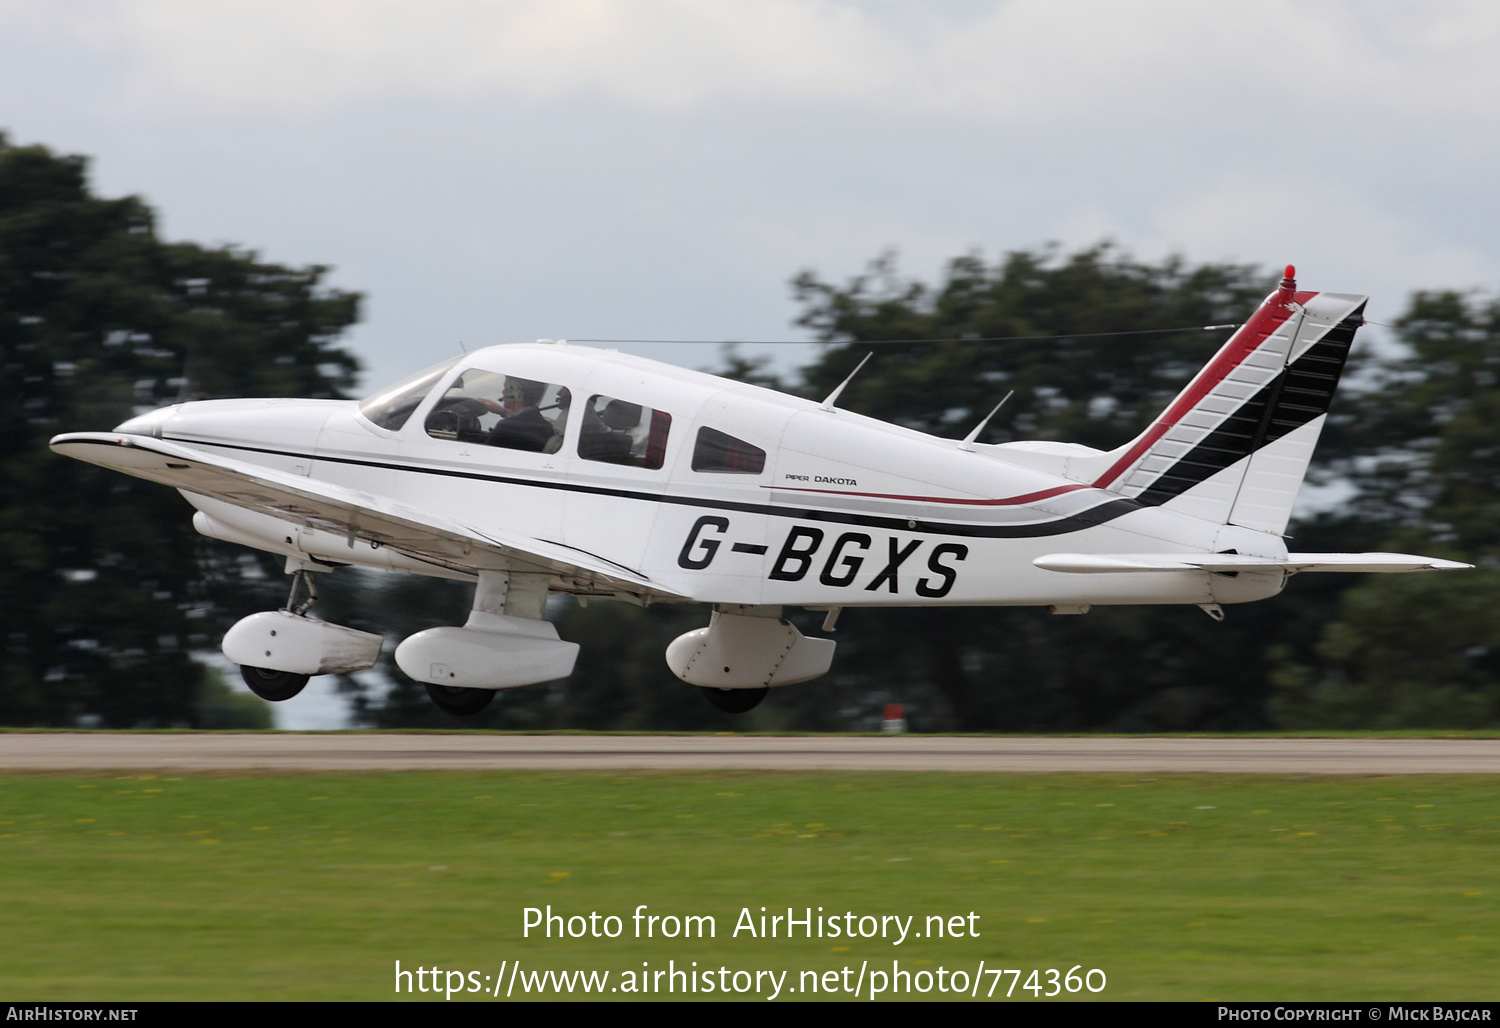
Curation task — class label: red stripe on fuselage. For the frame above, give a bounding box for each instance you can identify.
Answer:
[1090,289,1316,489]
[766,483,1089,506]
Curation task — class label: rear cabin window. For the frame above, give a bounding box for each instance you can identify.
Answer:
[577,395,671,470]
[424,370,571,453]
[691,427,766,474]
[358,357,461,431]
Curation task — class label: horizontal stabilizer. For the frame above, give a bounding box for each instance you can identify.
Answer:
[1034,552,1472,575]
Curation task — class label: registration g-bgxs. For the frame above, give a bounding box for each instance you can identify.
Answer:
[52,266,1467,715]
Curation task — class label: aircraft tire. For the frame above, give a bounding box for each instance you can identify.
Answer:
[239,665,310,702]
[425,683,496,716]
[700,686,768,714]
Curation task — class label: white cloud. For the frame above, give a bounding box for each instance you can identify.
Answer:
[1128,175,1498,310]
[70,0,898,114]
[6,0,1497,128]
[3,0,1496,391]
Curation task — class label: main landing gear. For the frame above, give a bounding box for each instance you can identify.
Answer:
[700,686,768,714]
[394,570,577,718]
[425,683,496,716]
[668,606,835,715]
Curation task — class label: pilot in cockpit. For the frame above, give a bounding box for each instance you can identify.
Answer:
[483,378,568,452]
[425,372,568,453]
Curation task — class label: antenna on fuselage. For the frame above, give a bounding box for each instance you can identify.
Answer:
[819,352,874,411]
[957,390,1014,452]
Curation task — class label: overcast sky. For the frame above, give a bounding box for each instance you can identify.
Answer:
[4,0,1499,392]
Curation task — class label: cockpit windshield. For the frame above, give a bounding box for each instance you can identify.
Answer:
[357,357,462,431]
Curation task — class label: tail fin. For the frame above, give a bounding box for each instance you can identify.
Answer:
[1091,266,1365,534]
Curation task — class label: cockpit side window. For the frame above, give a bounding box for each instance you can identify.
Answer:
[577,394,672,470]
[691,427,766,474]
[425,371,571,453]
[357,357,462,432]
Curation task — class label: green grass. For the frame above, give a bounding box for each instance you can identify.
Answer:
[1,771,1497,1000]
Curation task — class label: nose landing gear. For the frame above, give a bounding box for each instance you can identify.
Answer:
[235,570,319,700]
[240,664,310,701]
[223,568,383,702]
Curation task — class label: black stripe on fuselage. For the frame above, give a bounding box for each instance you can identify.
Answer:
[1134,303,1363,506]
[166,437,1146,539]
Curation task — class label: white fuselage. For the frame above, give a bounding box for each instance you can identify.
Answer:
[136,344,1288,610]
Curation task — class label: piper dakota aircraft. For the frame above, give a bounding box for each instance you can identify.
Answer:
[50,267,1468,715]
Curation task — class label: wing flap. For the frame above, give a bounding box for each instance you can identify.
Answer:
[1034,552,1472,574]
[50,431,687,601]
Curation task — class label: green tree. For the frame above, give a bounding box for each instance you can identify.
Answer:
[0,134,360,726]
[793,247,1271,444]
[1270,573,1500,729]
[1271,290,1500,727]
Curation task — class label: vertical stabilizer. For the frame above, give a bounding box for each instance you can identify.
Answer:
[1091,267,1364,534]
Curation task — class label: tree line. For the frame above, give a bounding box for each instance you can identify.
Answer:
[3,135,1496,730]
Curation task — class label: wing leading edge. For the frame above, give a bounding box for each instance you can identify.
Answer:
[49,431,688,603]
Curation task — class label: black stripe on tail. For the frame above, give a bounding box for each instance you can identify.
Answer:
[1135,302,1363,507]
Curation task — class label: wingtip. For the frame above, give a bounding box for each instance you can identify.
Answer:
[49,431,136,453]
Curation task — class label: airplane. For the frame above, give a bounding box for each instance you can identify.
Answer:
[49,265,1469,716]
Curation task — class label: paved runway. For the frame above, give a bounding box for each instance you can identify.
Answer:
[3,733,1500,773]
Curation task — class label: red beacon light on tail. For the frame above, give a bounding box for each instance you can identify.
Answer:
[1274,263,1298,301]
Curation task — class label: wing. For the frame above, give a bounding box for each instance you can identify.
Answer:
[50,431,688,602]
[1034,552,1472,574]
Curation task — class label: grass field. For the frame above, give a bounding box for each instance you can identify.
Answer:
[2,770,1497,1001]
